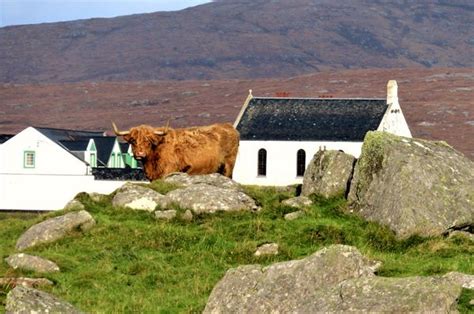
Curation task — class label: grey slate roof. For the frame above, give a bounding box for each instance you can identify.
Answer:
[35,127,104,143]
[236,97,388,141]
[90,136,116,167]
[60,139,89,151]
[0,134,14,144]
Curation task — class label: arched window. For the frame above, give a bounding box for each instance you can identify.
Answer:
[257,149,267,176]
[296,149,306,177]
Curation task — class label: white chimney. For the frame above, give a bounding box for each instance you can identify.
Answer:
[387,80,399,109]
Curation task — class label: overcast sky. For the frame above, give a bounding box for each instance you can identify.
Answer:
[0,0,212,27]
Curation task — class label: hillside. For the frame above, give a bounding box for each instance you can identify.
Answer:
[1,68,473,159]
[0,186,473,312]
[0,0,472,83]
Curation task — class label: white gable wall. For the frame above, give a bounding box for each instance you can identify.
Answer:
[0,127,89,175]
[233,140,361,186]
[377,80,412,137]
[0,127,127,210]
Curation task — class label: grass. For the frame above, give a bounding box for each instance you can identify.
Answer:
[0,186,473,312]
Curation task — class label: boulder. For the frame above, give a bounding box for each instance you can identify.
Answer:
[204,245,463,313]
[15,210,95,251]
[281,196,312,208]
[181,210,194,222]
[443,272,474,289]
[157,183,259,214]
[254,243,279,257]
[5,253,60,273]
[284,210,305,221]
[302,150,355,198]
[163,172,243,191]
[348,131,474,238]
[154,210,177,221]
[63,199,85,211]
[6,286,82,313]
[112,183,164,211]
[88,192,107,202]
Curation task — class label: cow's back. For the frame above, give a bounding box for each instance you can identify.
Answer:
[173,123,239,176]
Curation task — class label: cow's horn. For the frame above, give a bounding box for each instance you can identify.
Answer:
[154,119,170,135]
[112,121,130,136]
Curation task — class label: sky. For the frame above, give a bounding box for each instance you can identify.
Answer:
[0,0,212,27]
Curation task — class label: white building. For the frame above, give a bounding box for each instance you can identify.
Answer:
[0,126,143,211]
[233,80,411,186]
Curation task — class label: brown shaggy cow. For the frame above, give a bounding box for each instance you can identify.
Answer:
[112,122,239,181]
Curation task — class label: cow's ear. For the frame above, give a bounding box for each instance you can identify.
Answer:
[151,134,161,146]
[123,134,131,142]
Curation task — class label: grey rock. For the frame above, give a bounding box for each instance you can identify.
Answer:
[302,150,355,198]
[204,245,380,313]
[6,286,82,314]
[164,172,243,191]
[348,131,474,238]
[5,253,60,273]
[154,210,177,221]
[157,183,258,214]
[448,230,474,242]
[181,210,193,222]
[15,210,95,251]
[336,276,460,313]
[112,182,164,211]
[254,243,279,257]
[443,271,474,289]
[204,245,462,314]
[63,199,85,211]
[88,192,107,202]
[282,196,312,209]
[284,210,305,221]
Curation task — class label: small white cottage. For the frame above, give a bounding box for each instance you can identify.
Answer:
[232,80,411,186]
[0,126,142,210]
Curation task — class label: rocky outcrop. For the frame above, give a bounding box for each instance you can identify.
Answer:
[281,196,312,209]
[157,183,259,214]
[302,150,355,198]
[15,210,95,251]
[112,182,164,211]
[5,253,60,273]
[284,210,305,221]
[348,131,474,238]
[63,199,85,211]
[163,172,242,191]
[254,243,279,257]
[5,286,82,313]
[154,210,177,221]
[204,245,462,313]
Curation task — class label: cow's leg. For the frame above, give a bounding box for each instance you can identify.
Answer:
[223,157,237,178]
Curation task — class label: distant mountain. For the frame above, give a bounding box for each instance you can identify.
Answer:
[1,68,473,159]
[0,0,472,83]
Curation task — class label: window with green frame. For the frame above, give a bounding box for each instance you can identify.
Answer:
[110,154,115,168]
[90,153,97,167]
[24,151,36,168]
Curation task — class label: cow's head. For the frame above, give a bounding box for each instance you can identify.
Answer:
[112,122,169,161]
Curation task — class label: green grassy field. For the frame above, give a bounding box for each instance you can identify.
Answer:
[1,185,473,312]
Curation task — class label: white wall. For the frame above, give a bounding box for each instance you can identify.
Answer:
[0,174,127,210]
[378,80,412,137]
[0,127,89,175]
[233,140,362,186]
[0,127,128,211]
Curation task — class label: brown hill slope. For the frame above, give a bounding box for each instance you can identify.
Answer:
[0,0,472,83]
[1,68,473,158]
